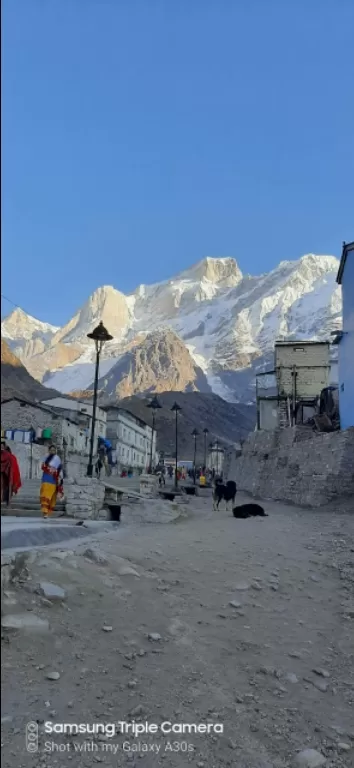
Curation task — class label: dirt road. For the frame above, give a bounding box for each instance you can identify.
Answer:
[2,493,354,767]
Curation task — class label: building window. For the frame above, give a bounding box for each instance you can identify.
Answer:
[133,452,136,460]
[122,447,125,456]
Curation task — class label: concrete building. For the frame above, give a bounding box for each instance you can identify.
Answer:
[104,406,156,472]
[40,396,107,446]
[1,396,87,454]
[208,442,225,475]
[256,340,330,430]
[333,241,354,429]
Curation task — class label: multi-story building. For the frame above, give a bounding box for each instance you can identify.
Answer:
[104,406,156,472]
[333,241,354,429]
[1,396,87,452]
[256,340,331,430]
[40,396,107,447]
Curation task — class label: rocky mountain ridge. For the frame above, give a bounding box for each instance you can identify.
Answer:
[1,254,341,402]
[1,339,59,402]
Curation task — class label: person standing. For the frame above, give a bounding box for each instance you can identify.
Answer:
[1,442,22,505]
[40,445,64,519]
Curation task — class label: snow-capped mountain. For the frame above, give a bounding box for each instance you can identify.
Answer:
[1,307,58,360]
[1,254,342,402]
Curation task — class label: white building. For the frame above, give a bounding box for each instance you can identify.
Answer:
[1,396,88,455]
[208,442,225,475]
[41,396,107,448]
[104,406,157,472]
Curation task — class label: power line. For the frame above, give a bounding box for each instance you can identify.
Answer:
[1,293,33,318]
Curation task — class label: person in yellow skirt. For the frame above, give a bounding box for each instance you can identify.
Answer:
[40,445,64,518]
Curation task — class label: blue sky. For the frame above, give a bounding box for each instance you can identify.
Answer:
[2,0,353,326]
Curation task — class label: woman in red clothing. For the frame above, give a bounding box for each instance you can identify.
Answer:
[1,442,22,505]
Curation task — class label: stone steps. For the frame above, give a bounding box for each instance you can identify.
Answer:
[4,501,66,511]
[1,507,66,518]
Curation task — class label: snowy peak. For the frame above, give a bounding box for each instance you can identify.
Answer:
[1,307,59,360]
[2,307,58,342]
[179,256,243,287]
[52,285,131,345]
[277,254,339,279]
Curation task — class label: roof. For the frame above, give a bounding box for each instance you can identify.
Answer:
[104,404,150,429]
[337,241,354,284]
[0,395,80,426]
[275,340,329,347]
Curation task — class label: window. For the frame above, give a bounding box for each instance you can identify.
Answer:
[122,447,125,456]
[133,452,136,460]
[70,436,75,448]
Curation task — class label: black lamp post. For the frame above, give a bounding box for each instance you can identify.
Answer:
[203,428,209,471]
[86,321,113,477]
[191,429,198,484]
[147,395,162,473]
[171,401,181,488]
[215,438,219,476]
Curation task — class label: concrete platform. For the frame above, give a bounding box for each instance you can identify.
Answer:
[1,517,119,552]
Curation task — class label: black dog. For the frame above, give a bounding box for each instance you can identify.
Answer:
[233,503,268,519]
[213,480,237,511]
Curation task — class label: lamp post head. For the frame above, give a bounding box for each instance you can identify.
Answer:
[87,322,113,352]
[191,428,198,439]
[171,401,181,413]
[203,428,209,436]
[147,395,162,414]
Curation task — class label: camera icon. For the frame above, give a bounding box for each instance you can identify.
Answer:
[26,722,39,753]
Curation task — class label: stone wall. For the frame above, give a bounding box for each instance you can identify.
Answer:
[227,426,354,507]
[1,400,64,446]
[64,452,118,481]
[4,440,47,480]
[64,452,89,480]
[65,477,105,519]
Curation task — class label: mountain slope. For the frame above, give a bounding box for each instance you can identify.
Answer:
[93,330,211,398]
[1,308,58,360]
[1,340,59,401]
[117,391,255,462]
[1,253,341,402]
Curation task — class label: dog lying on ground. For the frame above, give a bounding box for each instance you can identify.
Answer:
[232,503,268,519]
[212,480,237,510]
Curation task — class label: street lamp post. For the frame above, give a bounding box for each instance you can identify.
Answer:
[86,322,113,477]
[191,429,198,485]
[147,395,162,473]
[203,428,209,471]
[215,438,219,477]
[171,402,181,489]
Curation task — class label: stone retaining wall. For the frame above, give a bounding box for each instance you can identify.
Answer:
[227,427,354,507]
[65,477,105,519]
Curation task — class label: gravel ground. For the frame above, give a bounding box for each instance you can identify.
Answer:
[1,492,354,768]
